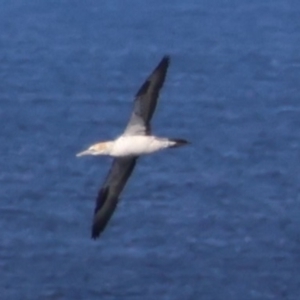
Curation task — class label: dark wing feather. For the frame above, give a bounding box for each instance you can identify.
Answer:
[91,157,137,239]
[123,56,170,136]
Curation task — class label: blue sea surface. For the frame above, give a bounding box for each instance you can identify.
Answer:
[1,1,300,299]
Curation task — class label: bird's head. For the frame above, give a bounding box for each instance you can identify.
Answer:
[76,141,112,157]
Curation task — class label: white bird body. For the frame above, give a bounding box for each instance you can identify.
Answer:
[111,135,176,157]
[76,135,184,157]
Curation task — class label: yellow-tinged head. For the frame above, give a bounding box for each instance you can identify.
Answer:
[76,141,113,157]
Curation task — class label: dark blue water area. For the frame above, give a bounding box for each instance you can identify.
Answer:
[1,0,300,299]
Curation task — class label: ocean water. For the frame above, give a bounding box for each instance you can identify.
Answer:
[1,1,300,299]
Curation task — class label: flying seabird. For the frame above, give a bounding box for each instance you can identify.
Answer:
[77,56,188,239]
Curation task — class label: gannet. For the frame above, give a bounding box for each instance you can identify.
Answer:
[77,56,188,239]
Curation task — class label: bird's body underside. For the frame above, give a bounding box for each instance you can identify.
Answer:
[77,135,188,158]
[77,55,189,239]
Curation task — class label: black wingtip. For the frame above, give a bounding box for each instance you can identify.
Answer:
[91,212,110,240]
[152,55,170,73]
[135,55,171,98]
[91,218,107,239]
[91,226,100,239]
[160,55,170,67]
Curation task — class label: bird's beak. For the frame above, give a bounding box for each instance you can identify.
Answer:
[76,149,91,157]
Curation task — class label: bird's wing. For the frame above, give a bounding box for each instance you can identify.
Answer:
[91,157,137,239]
[123,56,170,136]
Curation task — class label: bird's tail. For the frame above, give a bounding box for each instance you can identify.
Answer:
[168,138,189,148]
